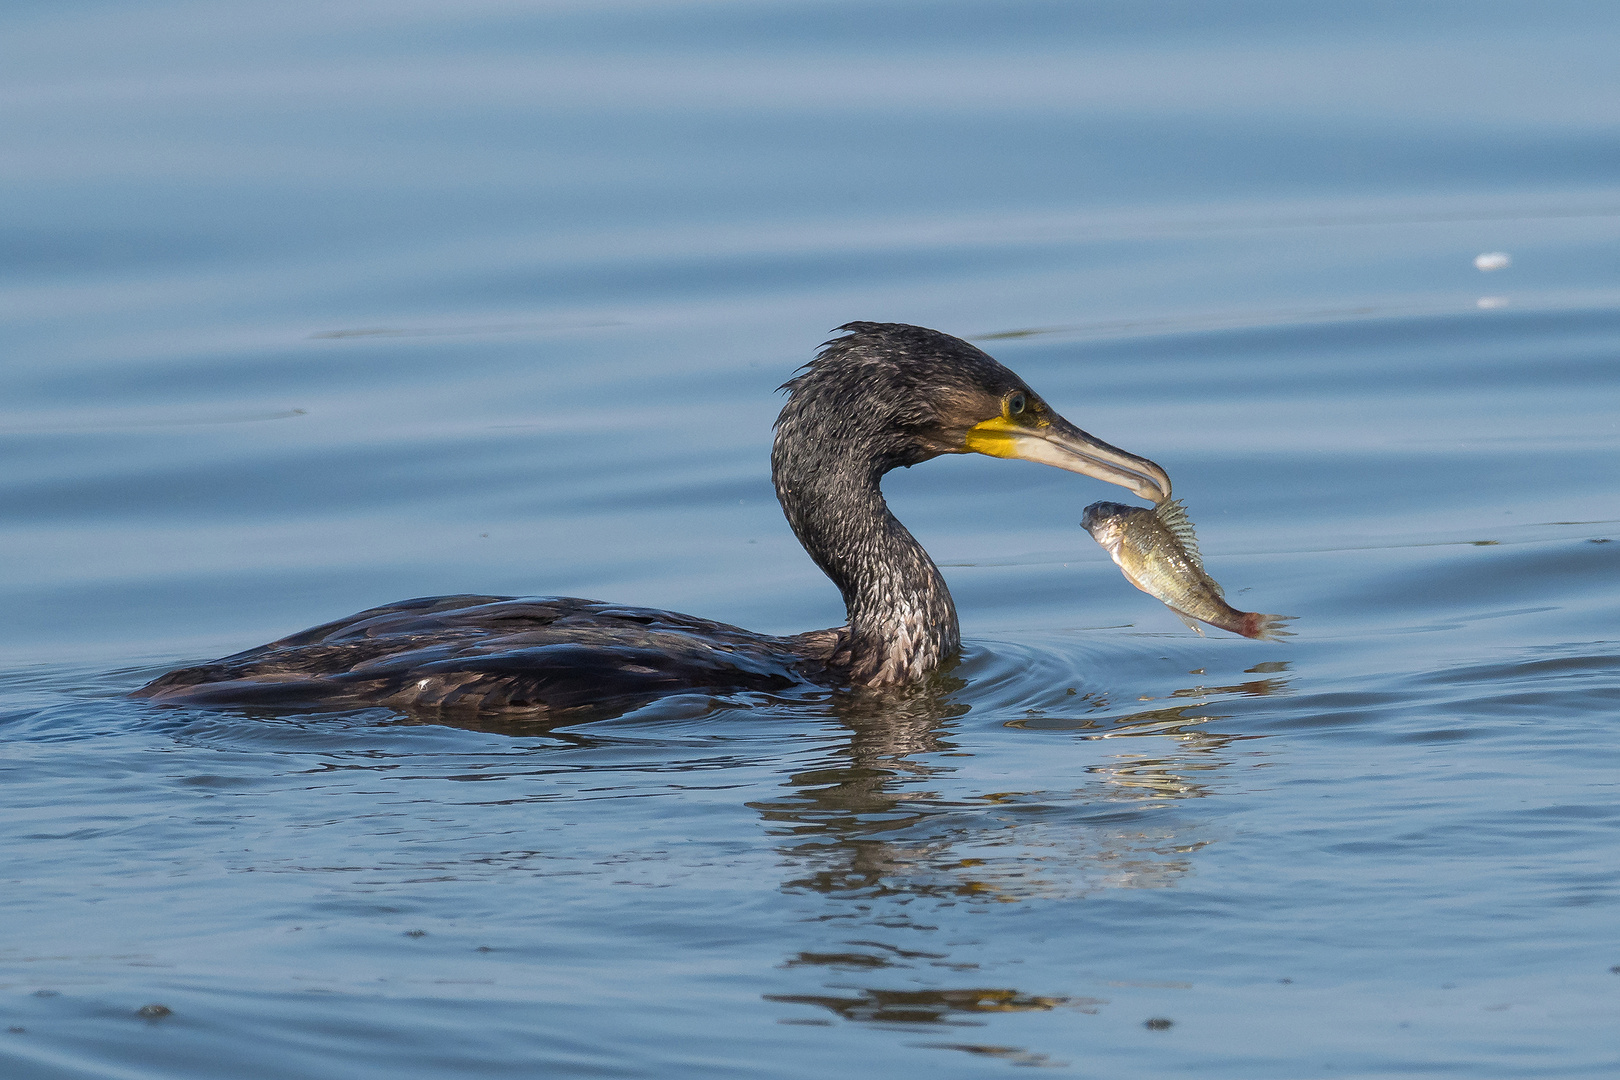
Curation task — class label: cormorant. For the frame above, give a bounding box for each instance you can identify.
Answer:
[134,323,1169,714]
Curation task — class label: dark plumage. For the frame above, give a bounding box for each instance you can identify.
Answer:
[135,323,1169,715]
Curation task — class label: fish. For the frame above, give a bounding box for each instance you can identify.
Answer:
[1081,499,1293,640]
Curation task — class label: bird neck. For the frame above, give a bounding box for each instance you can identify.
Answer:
[772,439,960,685]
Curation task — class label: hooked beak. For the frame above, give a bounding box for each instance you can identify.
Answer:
[962,412,1171,504]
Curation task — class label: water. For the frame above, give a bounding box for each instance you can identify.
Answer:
[4,2,1620,1076]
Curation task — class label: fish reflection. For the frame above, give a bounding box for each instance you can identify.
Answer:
[1171,677,1286,698]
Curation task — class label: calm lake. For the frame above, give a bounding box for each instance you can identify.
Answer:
[4,2,1619,1077]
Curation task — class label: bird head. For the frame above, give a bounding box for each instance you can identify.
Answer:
[776,322,1169,504]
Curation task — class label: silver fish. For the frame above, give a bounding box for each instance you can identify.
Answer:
[1082,499,1292,640]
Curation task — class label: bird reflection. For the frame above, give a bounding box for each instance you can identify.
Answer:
[753,691,1248,905]
[353,658,1289,1058]
[765,985,1091,1024]
[745,679,967,899]
[759,665,1291,1042]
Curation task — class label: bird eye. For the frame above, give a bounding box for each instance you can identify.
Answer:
[1004,391,1027,417]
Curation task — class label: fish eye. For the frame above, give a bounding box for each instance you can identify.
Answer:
[1004,391,1027,417]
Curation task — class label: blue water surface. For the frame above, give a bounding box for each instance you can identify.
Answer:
[3,2,1620,1077]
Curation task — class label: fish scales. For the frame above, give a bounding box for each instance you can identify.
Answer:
[1081,499,1292,640]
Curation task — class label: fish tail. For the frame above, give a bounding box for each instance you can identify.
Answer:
[1241,612,1296,641]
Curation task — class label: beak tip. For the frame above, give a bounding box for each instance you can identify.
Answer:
[1125,464,1172,506]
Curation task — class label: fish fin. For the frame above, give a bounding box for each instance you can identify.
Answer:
[1154,499,1209,576]
[1173,610,1206,636]
[1242,613,1297,641]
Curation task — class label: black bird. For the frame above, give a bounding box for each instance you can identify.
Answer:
[134,323,1169,714]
